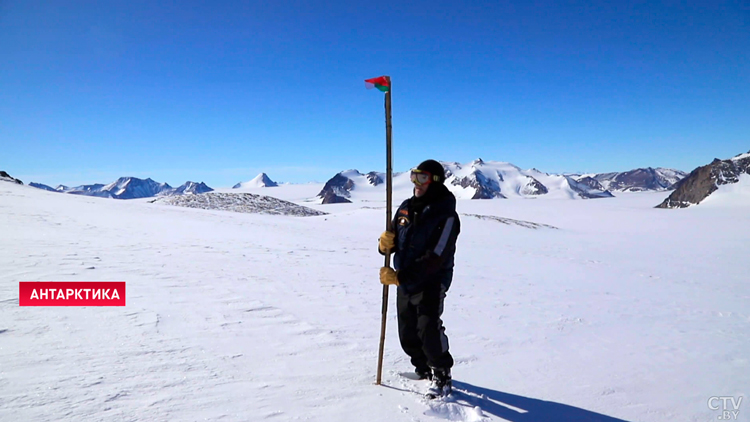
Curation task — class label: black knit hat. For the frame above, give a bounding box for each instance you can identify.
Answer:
[416,159,446,184]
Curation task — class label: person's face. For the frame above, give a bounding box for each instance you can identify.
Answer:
[410,169,433,197]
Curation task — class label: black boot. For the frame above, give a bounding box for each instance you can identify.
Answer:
[430,368,452,397]
[415,367,433,380]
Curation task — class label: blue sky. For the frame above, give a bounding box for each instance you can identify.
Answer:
[1,0,748,187]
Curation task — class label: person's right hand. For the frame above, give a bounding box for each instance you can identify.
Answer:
[378,231,395,253]
[379,267,399,286]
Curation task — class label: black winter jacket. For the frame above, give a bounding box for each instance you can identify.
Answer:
[389,184,460,294]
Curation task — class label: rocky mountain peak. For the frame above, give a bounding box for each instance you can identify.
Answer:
[0,171,23,185]
[318,172,356,204]
[657,151,750,208]
[365,172,384,186]
[172,181,214,195]
[450,169,505,199]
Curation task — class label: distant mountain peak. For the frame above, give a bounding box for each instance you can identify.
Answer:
[318,172,355,203]
[365,171,384,186]
[0,171,23,185]
[233,173,278,189]
[316,169,384,203]
[171,181,214,195]
[253,173,278,187]
[29,182,56,191]
[98,177,173,199]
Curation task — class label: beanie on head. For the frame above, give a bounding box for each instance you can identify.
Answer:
[416,159,446,184]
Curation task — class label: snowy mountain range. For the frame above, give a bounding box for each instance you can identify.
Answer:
[316,160,688,204]
[576,168,687,192]
[29,177,213,199]
[2,159,695,205]
[657,150,750,208]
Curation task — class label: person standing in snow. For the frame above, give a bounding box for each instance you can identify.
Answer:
[378,159,460,396]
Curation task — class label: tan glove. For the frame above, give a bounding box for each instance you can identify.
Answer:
[380,267,399,286]
[378,231,396,253]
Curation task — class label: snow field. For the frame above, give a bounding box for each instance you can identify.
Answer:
[1,182,748,421]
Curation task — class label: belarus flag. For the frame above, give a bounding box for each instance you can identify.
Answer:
[365,76,390,92]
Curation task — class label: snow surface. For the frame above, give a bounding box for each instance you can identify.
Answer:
[221,182,325,203]
[1,182,748,422]
[701,173,750,207]
[0,176,19,184]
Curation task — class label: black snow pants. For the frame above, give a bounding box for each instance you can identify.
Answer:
[396,282,453,371]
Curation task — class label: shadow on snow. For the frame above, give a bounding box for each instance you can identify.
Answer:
[450,381,633,422]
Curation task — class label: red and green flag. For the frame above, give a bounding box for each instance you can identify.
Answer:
[365,76,390,92]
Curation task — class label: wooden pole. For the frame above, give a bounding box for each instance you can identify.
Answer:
[376,76,393,385]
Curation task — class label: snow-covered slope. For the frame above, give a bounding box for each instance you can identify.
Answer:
[28,182,56,191]
[1,182,747,422]
[700,173,750,207]
[61,183,113,198]
[233,173,278,189]
[217,182,325,204]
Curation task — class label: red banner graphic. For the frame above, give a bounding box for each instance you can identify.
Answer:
[19,282,126,306]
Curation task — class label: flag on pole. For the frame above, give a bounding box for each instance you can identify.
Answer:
[365,76,390,92]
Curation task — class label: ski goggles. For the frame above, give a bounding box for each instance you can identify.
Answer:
[410,169,437,186]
